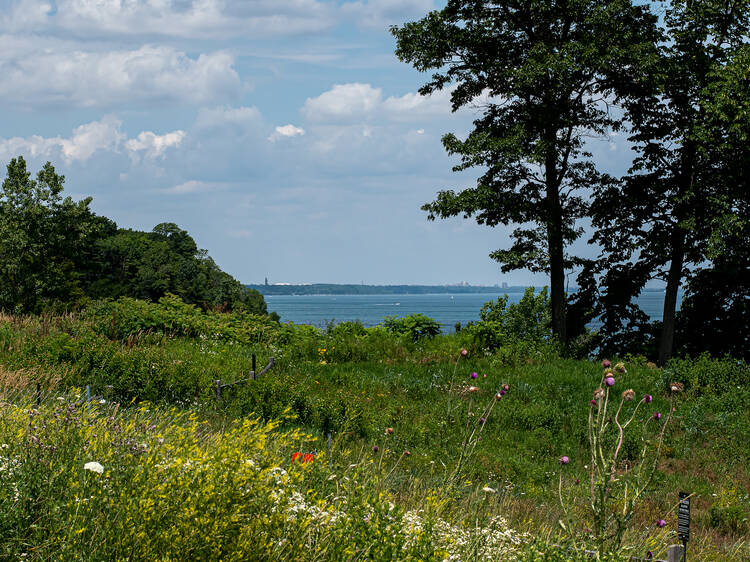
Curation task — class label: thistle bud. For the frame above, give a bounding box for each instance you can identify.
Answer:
[669,382,683,393]
[468,386,479,393]
[622,389,635,401]
[601,359,611,369]
[385,427,394,435]
[593,388,605,400]
[614,362,627,374]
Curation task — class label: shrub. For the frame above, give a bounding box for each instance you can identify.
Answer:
[382,313,441,342]
[663,354,749,395]
[471,287,551,351]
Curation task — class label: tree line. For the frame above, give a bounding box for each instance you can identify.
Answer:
[393,0,749,362]
[0,156,269,316]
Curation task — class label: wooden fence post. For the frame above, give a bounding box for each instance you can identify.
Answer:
[667,544,684,562]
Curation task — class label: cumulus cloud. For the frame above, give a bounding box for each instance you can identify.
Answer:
[302,82,455,123]
[125,130,186,159]
[342,0,437,30]
[0,117,183,163]
[0,45,242,107]
[2,0,336,39]
[268,124,305,142]
[302,83,383,121]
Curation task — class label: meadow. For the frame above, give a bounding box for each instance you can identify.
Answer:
[0,296,748,560]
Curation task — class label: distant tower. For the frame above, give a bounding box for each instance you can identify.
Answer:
[265,277,269,286]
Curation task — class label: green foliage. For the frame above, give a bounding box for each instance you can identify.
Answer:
[393,0,659,342]
[383,313,441,341]
[471,287,551,351]
[663,354,749,396]
[709,489,749,536]
[0,157,271,317]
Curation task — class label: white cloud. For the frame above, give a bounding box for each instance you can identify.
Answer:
[2,0,336,39]
[268,124,305,142]
[0,45,241,107]
[301,82,455,123]
[0,117,183,164]
[125,130,186,159]
[302,83,383,121]
[0,116,124,163]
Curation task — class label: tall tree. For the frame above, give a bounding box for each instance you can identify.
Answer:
[591,0,750,363]
[0,157,101,312]
[392,0,658,343]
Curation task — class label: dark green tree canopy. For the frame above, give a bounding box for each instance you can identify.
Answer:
[0,157,269,316]
[393,0,659,342]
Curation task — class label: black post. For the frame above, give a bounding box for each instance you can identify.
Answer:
[677,491,690,561]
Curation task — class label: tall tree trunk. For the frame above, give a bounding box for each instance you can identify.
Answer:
[658,230,684,365]
[546,150,567,344]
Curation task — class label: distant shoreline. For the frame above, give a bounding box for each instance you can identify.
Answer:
[247,283,525,296]
[246,283,667,296]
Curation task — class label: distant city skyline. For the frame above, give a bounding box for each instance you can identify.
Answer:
[1,1,633,288]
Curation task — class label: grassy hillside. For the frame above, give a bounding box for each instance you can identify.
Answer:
[0,301,748,560]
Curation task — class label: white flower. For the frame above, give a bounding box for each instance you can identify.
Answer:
[482,486,497,493]
[84,461,104,474]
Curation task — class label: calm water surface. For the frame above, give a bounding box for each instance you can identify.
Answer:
[266,291,673,332]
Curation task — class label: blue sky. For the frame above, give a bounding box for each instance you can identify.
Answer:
[0,0,633,286]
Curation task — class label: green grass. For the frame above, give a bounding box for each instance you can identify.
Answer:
[0,308,748,560]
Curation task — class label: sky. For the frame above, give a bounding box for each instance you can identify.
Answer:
[0,0,634,286]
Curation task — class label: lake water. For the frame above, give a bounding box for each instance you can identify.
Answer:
[266,291,673,332]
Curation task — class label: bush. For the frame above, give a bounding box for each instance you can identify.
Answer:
[663,354,749,395]
[382,313,441,342]
[471,287,551,351]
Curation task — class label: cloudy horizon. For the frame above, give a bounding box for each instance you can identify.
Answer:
[0,0,633,287]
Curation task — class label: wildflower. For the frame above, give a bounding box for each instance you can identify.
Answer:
[499,389,506,396]
[372,445,379,453]
[404,450,411,457]
[471,372,478,379]
[495,393,503,401]
[468,386,479,393]
[482,486,497,493]
[653,412,662,421]
[593,388,605,400]
[657,519,666,528]
[460,349,468,357]
[502,383,510,392]
[574,478,580,485]
[482,373,487,378]
[602,359,612,369]
[559,456,570,465]
[84,461,104,474]
[385,427,394,435]
[644,394,653,403]
[622,389,635,401]
[303,453,314,463]
[605,376,615,387]
[479,417,486,425]
[590,399,597,406]
[614,362,627,374]
[670,382,684,393]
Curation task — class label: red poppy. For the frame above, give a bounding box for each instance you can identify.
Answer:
[292,452,315,463]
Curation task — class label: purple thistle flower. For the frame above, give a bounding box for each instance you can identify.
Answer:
[605,376,615,387]
[559,456,570,465]
[590,399,597,406]
[460,349,468,357]
[479,417,486,425]
[645,394,653,403]
[471,372,478,379]
[372,445,379,453]
[482,373,487,378]
[602,359,612,369]
[500,389,506,396]
[657,519,666,528]
[654,412,662,421]
[574,478,580,485]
